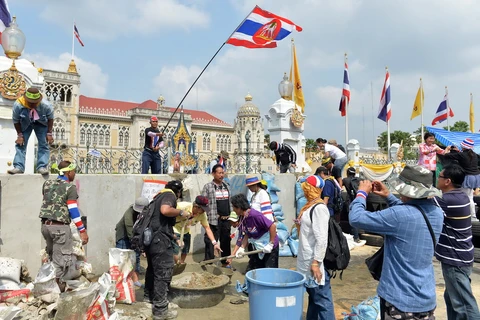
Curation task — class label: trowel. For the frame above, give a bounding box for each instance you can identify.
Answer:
[172,220,188,276]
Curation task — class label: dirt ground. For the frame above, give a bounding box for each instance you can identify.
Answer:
[115,245,480,319]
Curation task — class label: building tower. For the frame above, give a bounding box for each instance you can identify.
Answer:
[232,93,264,173]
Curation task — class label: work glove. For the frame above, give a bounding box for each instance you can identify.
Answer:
[235,247,245,258]
[263,242,274,254]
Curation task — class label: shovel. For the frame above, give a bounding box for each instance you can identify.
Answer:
[199,249,263,266]
[172,220,188,276]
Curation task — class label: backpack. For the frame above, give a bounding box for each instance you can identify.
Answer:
[130,198,157,252]
[329,179,345,213]
[310,204,350,278]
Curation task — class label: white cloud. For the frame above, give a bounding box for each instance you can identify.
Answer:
[36,0,210,41]
[24,52,109,97]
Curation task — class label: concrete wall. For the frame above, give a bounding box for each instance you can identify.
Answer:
[0,173,298,275]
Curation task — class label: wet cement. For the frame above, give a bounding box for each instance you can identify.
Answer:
[115,245,480,319]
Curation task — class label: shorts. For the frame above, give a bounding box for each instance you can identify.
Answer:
[172,232,191,255]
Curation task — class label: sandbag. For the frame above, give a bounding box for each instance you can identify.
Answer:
[275,221,288,231]
[277,229,290,244]
[108,248,135,304]
[291,227,298,240]
[342,295,380,320]
[288,238,299,257]
[296,197,307,216]
[275,216,285,222]
[272,203,282,213]
[87,273,114,320]
[279,243,293,257]
[270,193,279,204]
[274,210,284,217]
[0,258,21,290]
[32,263,60,298]
[295,182,305,201]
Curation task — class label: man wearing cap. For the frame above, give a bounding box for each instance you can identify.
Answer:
[115,196,150,274]
[9,87,54,175]
[349,165,443,319]
[328,139,346,153]
[316,138,348,172]
[269,141,296,173]
[142,116,164,174]
[39,161,88,288]
[209,150,229,173]
[342,167,363,243]
[173,196,221,264]
[321,157,343,187]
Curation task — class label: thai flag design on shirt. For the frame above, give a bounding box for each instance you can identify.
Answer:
[260,201,273,216]
[67,200,85,232]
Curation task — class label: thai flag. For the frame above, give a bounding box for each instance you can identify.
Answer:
[377,71,391,123]
[74,24,84,47]
[432,94,454,125]
[227,6,302,49]
[339,62,350,117]
[0,0,11,44]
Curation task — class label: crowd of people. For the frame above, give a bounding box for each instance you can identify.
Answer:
[34,133,480,320]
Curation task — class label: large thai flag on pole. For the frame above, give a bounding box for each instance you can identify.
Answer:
[339,61,350,117]
[432,93,454,125]
[227,6,302,49]
[0,0,11,44]
[377,70,391,122]
[74,24,84,47]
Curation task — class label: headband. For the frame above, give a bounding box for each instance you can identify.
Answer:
[25,91,41,100]
[57,163,76,175]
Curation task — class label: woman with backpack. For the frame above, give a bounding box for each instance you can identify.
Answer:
[296,175,336,320]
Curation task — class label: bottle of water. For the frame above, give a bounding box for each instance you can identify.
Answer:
[143,227,153,246]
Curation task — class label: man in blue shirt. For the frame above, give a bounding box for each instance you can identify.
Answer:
[315,166,340,218]
[8,88,54,175]
[350,165,443,319]
[434,164,480,319]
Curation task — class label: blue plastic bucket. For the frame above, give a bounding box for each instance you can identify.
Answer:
[236,268,306,320]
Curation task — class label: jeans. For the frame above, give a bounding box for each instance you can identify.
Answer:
[442,263,480,320]
[115,238,141,273]
[333,156,348,172]
[305,271,335,320]
[14,122,49,171]
[142,150,162,174]
[279,163,292,173]
[204,220,231,261]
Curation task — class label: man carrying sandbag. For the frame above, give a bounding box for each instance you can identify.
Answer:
[39,161,89,290]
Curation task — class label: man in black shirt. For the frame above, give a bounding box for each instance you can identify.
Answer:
[144,180,185,319]
[269,141,297,173]
[142,116,164,174]
[322,157,343,187]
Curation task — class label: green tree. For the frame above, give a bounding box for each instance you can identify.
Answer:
[443,120,469,132]
[264,134,270,150]
[306,138,317,152]
[377,130,417,159]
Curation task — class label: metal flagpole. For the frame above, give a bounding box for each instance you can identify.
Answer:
[344,53,349,147]
[157,7,255,143]
[420,78,424,138]
[72,21,75,60]
[371,81,375,147]
[446,86,450,131]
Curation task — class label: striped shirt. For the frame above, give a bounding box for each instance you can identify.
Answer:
[250,189,274,222]
[434,190,474,266]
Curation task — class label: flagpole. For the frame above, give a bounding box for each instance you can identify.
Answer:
[420,78,424,138]
[471,93,474,133]
[371,81,374,147]
[290,38,295,101]
[344,53,349,147]
[386,67,391,160]
[445,86,449,131]
[71,21,75,60]
[157,7,255,139]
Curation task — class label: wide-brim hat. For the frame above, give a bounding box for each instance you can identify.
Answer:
[133,197,149,212]
[25,88,43,104]
[228,211,239,222]
[245,174,261,186]
[220,150,230,159]
[387,165,441,199]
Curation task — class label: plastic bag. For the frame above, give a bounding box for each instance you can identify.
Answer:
[342,295,381,320]
[0,289,32,303]
[277,229,290,244]
[108,248,135,304]
[70,222,86,258]
[288,238,299,257]
[275,221,288,231]
[55,283,100,320]
[32,263,60,297]
[0,257,22,290]
[87,273,113,320]
[279,243,293,257]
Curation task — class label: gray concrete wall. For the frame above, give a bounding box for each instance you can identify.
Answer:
[0,173,298,275]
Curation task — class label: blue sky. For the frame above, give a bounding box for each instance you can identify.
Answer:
[12,0,480,147]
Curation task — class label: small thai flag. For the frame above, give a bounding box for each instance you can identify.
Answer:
[339,62,350,117]
[74,24,84,47]
[377,71,391,123]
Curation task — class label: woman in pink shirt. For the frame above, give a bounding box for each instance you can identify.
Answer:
[418,132,451,184]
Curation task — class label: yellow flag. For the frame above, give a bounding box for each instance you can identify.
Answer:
[470,93,475,133]
[410,83,424,120]
[290,44,305,113]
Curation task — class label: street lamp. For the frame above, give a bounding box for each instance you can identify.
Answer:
[1,16,26,60]
[278,72,293,99]
[245,130,251,174]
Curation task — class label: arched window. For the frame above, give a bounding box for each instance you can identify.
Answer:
[93,129,98,145]
[80,128,85,145]
[124,131,129,147]
[86,129,92,145]
[99,130,105,146]
[60,128,65,140]
[119,131,124,146]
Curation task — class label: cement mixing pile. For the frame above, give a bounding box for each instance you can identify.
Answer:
[168,272,230,308]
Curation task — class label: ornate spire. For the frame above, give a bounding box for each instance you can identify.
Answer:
[67,59,78,74]
[245,92,253,102]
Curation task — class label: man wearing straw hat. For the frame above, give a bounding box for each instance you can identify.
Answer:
[8,87,54,175]
[39,161,88,288]
[350,165,443,320]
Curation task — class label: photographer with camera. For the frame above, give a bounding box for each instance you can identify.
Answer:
[349,165,443,320]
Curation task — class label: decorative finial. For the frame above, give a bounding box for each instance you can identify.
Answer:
[245,92,252,102]
[67,59,78,73]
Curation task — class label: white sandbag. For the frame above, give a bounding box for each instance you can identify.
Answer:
[32,263,60,297]
[0,258,22,290]
[108,248,135,304]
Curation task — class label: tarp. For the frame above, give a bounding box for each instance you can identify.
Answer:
[426,126,480,153]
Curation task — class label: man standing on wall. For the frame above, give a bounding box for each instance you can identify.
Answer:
[8,87,54,175]
[142,116,164,174]
[39,161,88,289]
[202,164,232,266]
[434,164,480,319]
[143,180,185,320]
